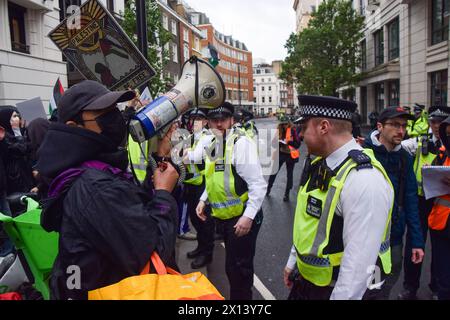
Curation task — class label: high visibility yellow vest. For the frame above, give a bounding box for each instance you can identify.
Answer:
[413,136,438,196]
[128,135,148,182]
[205,128,249,220]
[184,131,207,186]
[293,149,393,287]
[407,114,429,138]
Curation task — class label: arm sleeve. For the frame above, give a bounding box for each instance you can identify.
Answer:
[401,138,418,156]
[233,137,268,220]
[330,168,394,300]
[286,245,297,270]
[403,153,425,249]
[72,178,179,276]
[186,135,213,164]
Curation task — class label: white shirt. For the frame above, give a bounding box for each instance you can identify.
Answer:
[286,139,394,300]
[188,128,268,220]
[401,129,439,156]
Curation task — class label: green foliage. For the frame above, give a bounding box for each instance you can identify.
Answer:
[120,0,172,97]
[280,0,365,96]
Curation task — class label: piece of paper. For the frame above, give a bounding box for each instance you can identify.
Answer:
[422,166,450,200]
[16,97,47,123]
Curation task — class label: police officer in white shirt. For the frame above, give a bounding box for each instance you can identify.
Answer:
[195,102,267,300]
[284,95,394,300]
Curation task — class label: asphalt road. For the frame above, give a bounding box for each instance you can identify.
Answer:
[177,117,434,300]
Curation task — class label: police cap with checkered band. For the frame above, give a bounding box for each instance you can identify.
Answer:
[295,95,357,123]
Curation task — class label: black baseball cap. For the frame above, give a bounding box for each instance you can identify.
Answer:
[58,80,135,123]
[207,102,235,119]
[378,106,415,123]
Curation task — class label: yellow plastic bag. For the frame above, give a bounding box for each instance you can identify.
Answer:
[88,252,224,300]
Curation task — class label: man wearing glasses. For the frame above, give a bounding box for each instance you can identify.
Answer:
[363,106,425,300]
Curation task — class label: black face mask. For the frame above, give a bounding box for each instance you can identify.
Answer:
[95,108,127,147]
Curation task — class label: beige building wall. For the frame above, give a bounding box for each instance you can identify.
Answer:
[353,0,450,124]
[293,0,323,33]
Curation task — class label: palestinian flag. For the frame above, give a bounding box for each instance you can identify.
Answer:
[49,78,64,115]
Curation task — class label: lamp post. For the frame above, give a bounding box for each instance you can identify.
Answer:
[237,61,242,109]
[136,0,148,60]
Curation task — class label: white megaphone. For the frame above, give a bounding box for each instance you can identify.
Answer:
[130,56,225,143]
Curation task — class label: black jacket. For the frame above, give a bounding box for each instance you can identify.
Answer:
[37,124,178,300]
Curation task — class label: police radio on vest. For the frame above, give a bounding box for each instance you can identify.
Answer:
[129,56,225,143]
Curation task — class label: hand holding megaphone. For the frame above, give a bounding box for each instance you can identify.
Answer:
[129,56,225,143]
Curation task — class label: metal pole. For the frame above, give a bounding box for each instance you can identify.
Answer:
[237,62,242,108]
[136,0,148,59]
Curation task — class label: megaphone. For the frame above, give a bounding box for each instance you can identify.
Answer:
[130,56,225,143]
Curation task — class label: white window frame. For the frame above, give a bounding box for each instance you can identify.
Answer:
[171,20,177,36]
[172,43,178,63]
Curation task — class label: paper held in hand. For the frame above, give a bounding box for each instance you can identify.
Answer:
[422,166,450,200]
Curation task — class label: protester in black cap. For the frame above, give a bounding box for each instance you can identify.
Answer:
[193,101,267,300]
[399,105,450,300]
[364,106,424,300]
[36,80,179,300]
[284,95,394,300]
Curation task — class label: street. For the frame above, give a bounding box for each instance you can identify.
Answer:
[177,117,434,300]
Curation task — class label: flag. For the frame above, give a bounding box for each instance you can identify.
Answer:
[140,87,152,104]
[49,78,64,115]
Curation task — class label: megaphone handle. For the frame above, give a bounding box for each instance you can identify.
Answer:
[195,57,199,108]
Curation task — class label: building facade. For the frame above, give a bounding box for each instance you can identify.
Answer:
[0,0,68,106]
[188,11,254,111]
[354,0,450,124]
[293,0,323,33]
[253,62,294,117]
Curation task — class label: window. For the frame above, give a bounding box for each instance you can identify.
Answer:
[269,96,272,103]
[256,69,261,74]
[430,69,448,105]
[360,86,368,124]
[388,18,399,60]
[172,43,178,63]
[359,0,366,15]
[107,0,114,13]
[194,37,200,51]
[374,29,384,66]
[253,86,256,91]
[262,86,265,91]
[374,82,385,112]
[183,43,189,62]
[262,97,265,103]
[431,0,449,45]
[268,86,272,91]
[253,97,257,103]
[171,20,177,36]
[183,29,189,42]
[8,2,28,54]
[361,39,367,70]
[261,78,265,82]
[388,79,400,107]
[311,5,316,13]
[268,108,272,114]
[162,14,168,30]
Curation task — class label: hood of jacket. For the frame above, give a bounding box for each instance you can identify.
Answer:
[36,123,128,179]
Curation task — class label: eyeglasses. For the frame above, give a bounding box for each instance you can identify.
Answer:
[384,122,408,130]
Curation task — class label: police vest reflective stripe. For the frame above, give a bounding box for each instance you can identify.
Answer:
[413,136,437,196]
[205,129,249,220]
[184,132,206,186]
[293,149,393,287]
[128,135,147,182]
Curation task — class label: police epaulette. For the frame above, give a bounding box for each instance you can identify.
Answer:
[348,150,373,170]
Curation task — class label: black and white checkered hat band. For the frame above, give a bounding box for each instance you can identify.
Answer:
[430,109,450,118]
[300,105,353,120]
[209,106,232,115]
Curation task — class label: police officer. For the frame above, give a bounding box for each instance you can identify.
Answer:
[195,102,267,300]
[407,104,429,138]
[284,95,394,300]
[399,105,450,299]
[182,108,215,269]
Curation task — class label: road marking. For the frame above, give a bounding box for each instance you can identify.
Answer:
[220,242,277,300]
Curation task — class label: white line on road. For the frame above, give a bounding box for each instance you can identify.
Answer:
[220,242,277,300]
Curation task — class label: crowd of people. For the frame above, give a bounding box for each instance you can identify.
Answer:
[0,80,449,301]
